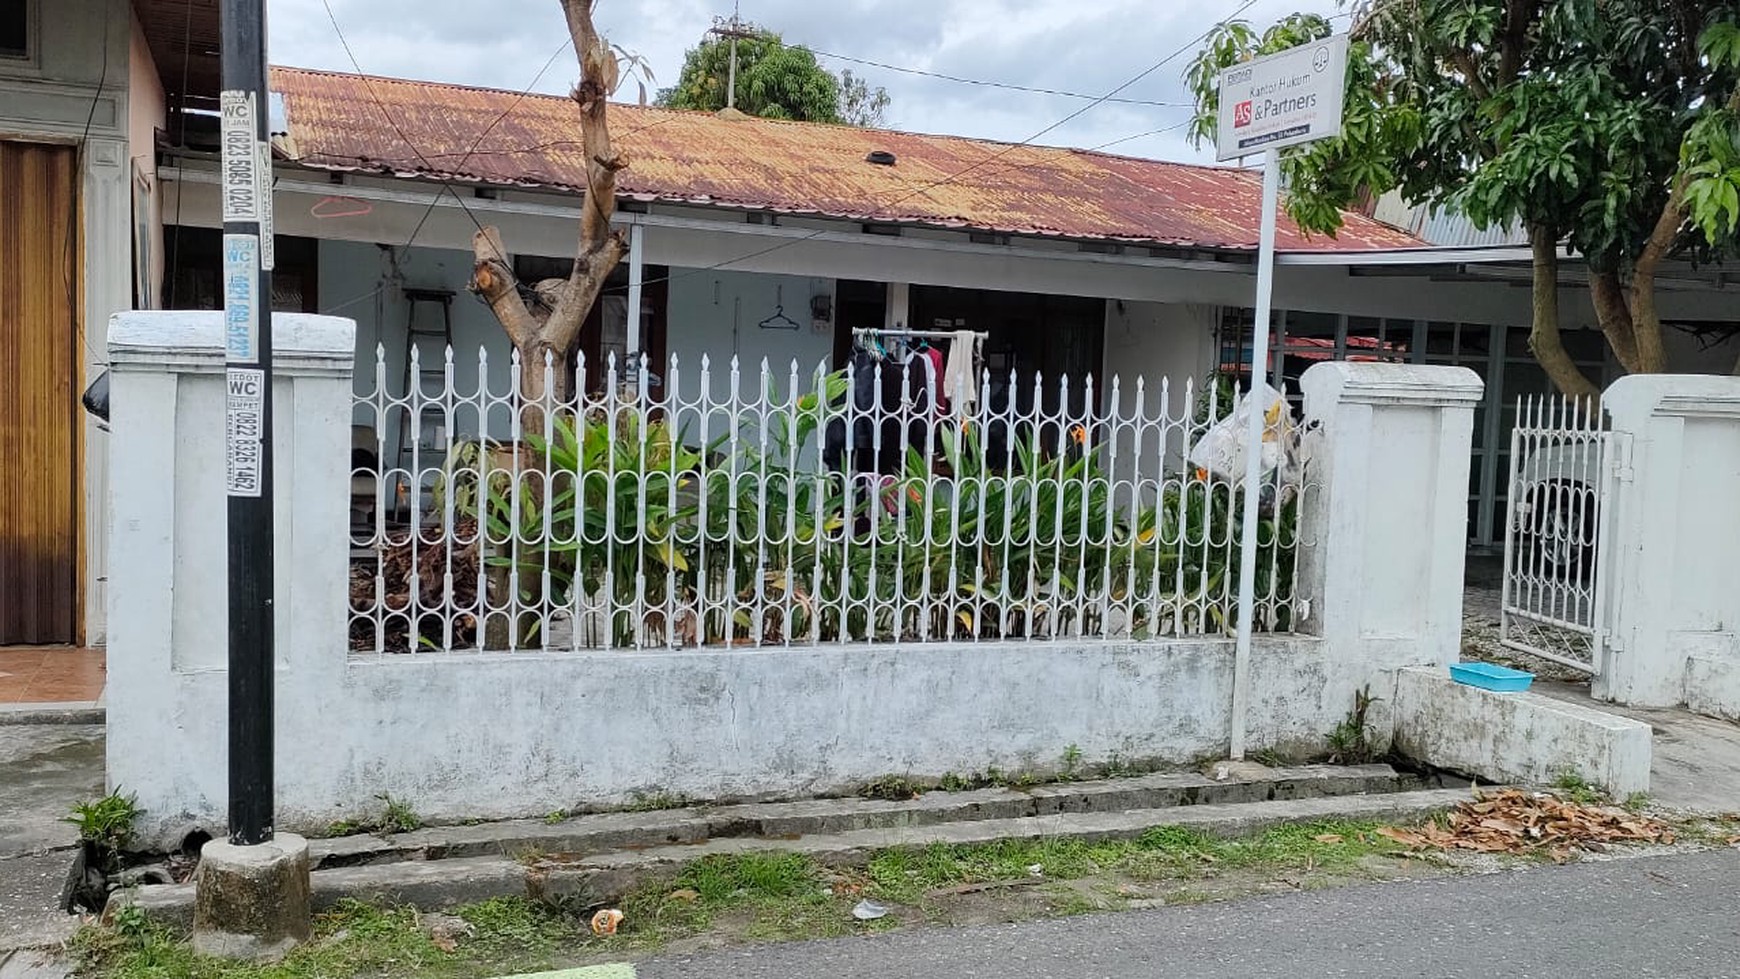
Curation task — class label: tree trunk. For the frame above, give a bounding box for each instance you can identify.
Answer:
[1628,177,1686,375]
[1528,225,1600,399]
[1589,271,1639,374]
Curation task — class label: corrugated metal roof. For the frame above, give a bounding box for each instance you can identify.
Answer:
[270,66,1421,253]
[1369,190,1528,248]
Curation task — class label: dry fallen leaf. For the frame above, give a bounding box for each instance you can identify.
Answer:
[667,888,700,902]
[1313,833,1344,844]
[1373,788,1670,859]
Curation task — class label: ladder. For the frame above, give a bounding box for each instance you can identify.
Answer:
[395,288,455,519]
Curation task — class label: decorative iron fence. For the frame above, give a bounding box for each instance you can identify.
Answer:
[348,348,1311,653]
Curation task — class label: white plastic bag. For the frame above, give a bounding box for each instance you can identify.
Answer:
[1188,383,1297,483]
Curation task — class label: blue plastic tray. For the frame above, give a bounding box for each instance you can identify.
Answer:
[1450,661,1535,693]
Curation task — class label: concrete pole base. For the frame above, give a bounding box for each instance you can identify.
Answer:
[191,833,313,962]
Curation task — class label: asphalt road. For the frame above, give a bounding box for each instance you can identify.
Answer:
[638,849,1740,979]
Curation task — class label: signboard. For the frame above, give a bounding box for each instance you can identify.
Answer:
[1215,35,1348,161]
[226,368,265,497]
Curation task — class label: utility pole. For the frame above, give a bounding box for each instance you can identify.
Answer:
[708,1,758,111]
[190,3,307,959]
[219,0,276,847]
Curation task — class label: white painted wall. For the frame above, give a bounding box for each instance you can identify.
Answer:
[666,269,836,401]
[1597,375,1740,713]
[321,240,511,435]
[105,312,1487,844]
[0,0,140,644]
[126,7,164,307]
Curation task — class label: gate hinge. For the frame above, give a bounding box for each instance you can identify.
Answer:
[1610,437,1635,483]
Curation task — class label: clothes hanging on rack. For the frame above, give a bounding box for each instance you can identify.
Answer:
[823,341,935,478]
[942,329,982,416]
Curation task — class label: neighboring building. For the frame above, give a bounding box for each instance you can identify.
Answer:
[0,0,216,645]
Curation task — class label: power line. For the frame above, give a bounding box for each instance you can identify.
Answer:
[808,48,1192,108]
[401,36,572,249]
[318,0,490,242]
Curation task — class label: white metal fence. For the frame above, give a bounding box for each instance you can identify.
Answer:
[1500,395,1619,674]
[348,348,1311,653]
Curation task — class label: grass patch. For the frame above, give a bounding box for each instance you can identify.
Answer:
[74,900,585,979]
[75,823,1414,979]
[866,819,1395,903]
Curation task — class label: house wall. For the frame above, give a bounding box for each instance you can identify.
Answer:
[0,0,138,644]
[126,7,163,307]
[320,239,511,425]
[166,167,1740,336]
[666,269,836,401]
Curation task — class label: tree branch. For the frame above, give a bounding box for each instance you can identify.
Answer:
[1528,225,1600,398]
[469,227,539,348]
[1589,270,1639,374]
[1450,51,1492,103]
[546,0,630,359]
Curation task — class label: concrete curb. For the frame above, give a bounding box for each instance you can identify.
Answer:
[306,764,1410,870]
[0,704,104,726]
[119,787,1470,928]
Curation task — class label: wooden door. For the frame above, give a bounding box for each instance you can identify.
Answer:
[0,141,80,645]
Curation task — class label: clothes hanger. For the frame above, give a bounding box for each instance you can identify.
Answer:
[758,305,800,331]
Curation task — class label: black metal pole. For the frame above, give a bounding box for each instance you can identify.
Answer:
[221,0,275,847]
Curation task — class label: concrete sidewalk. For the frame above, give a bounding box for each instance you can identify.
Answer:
[0,724,104,959]
[1533,680,1740,814]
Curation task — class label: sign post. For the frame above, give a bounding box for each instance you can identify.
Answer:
[221,0,276,846]
[1215,36,1348,760]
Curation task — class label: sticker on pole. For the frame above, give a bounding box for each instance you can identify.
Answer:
[257,141,275,270]
[220,91,259,222]
[223,234,260,362]
[1215,35,1348,161]
[227,368,265,498]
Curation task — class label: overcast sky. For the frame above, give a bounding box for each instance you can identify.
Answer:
[268,0,1342,164]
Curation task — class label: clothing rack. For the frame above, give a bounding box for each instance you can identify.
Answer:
[853,327,989,340]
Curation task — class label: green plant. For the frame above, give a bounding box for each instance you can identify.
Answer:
[66,790,140,854]
[624,790,692,812]
[375,793,422,834]
[543,809,567,826]
[1061,744,1083,778]
[1553,771,1605,806]
[859,775,921,802]
[1327,686,1379,765]
[325,819,362,838]
[446,369,1302,649]
[111,904,150,943]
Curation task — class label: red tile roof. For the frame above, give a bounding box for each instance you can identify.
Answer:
[270,66,1420,253]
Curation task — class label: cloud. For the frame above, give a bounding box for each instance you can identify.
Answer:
[269,0,1339,162]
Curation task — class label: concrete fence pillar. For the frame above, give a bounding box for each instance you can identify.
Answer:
[1597,374,1740,714]
[106,311,356,835]
[1297,362,1484,732]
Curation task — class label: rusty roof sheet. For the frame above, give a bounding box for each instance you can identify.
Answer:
[270,66,1420,252]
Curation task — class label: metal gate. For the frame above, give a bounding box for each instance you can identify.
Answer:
[1500,396,1625,675]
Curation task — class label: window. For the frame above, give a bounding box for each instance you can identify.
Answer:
[0,0,28,59]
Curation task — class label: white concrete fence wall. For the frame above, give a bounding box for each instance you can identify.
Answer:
[1595,374,1740,719]
[105,312,1481,844]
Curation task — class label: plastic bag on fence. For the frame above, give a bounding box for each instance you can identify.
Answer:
[1187,383,1300,486]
